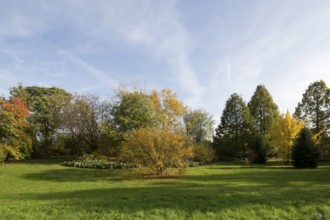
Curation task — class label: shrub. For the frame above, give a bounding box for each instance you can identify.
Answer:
[120,128,193,175]
[192,142,216,164]
[291,128,320,168]
[248,136,267,164]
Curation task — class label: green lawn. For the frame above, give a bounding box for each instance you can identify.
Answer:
[1,160,330,220]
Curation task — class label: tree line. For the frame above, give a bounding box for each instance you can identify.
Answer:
[214,80,329,167]
[1,80,329,170]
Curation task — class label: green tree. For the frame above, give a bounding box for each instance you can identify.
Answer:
[248,85,279,136]
[23,86,72,157]
[214,93,253,160]
[110,89,157,135]
[294,80,330,159]
[63,94,105,156]
[184,109,214,143]
[291,127,320,168]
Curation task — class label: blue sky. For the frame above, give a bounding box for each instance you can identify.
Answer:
[1,0,330,123]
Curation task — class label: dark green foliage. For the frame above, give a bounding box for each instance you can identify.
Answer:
[248,136,267,164]
[294,80,330,133]
[214,93,253,160]
[248,85,279,136]
[62,160,140,169]
[294,80,330,159]
[291,128,320,168]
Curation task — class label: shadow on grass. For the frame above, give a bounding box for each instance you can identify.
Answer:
[17,176,330,215]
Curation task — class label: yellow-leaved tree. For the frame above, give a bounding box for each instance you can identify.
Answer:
[151,89,187,131]
[271,110,304,164]
[120,127,193,175]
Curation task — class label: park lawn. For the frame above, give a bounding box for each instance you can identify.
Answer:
[0,161,330,220]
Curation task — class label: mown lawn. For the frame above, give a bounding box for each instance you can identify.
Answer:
[0,160,330,220]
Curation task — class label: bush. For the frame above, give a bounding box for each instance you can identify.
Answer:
[62,159,139,169]
[248,136,267,164]
[291,128,320,168]
[192,142,216,164]
[120,128,193,175]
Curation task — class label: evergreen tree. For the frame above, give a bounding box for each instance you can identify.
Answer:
[214,93,253,160]
[291,127,320,168]
[248,85,279,136]
[294,80,330,159]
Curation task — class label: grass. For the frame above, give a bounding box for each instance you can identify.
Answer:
[1,160,330,219]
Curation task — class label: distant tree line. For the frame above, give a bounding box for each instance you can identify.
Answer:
[1,80,329,169]
[214,80,329,167]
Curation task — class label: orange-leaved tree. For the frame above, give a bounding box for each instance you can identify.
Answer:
[0,97,32,161]
[270,110,304,164]
[120,127,193,175]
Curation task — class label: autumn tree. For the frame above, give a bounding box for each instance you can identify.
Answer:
[18,86,72,157]
[291,127,320,168]
[214,93,254,160]
[294,80,330,159]
[120,128,193,175]
[0,97,32,161]
[184,109,214,143]
[151,89,187,131]
[271,111,304,164]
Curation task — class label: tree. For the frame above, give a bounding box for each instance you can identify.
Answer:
[214,93,253,160]
[294,80,330,159]
[184,109,214,143]
[270,111,304,164]
[110,89,157,135]
[63,94,105,155]
[0,97,32,161]
[248,136,267,164]
[151,89,187,131]
[21,86,72,157]
[120,128,193,175]
[291,127,320,168]
[295,80,330,133]
[248,85,279,136]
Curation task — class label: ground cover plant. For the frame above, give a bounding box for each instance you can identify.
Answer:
[1,160,330,220]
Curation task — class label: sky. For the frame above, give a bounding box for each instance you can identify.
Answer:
[1,0,330,124]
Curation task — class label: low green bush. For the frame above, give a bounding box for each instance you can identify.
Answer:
[62,160,140,169]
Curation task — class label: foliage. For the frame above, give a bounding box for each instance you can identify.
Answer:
[291,127,320,168]
[248,85,279,136]
[192,141,216,164]
[248,136,267,164]
[63,94,105,155]
[214,93,253,160]
[151,89,188,131]
[62,160,139,169]
[0,97,32,161]
[110,89,157,134]
[20,86,72,157]
[120,127,193,175]
[294,80,330,159]
[184,109,214,143]
[270,111,304,164]
[294,80,330,132]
